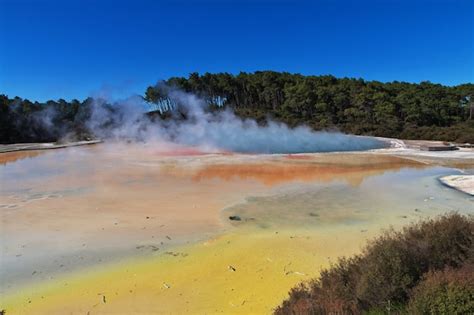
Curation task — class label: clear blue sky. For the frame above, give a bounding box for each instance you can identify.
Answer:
[1,0,473,102]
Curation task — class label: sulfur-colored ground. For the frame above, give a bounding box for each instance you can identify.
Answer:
[1,226,374,315]
[1,142,473,315]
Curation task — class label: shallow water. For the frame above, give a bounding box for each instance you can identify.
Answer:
[0,142,472,314]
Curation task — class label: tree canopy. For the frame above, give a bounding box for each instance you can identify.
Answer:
[1,72,473,144]
[146,72,474,143]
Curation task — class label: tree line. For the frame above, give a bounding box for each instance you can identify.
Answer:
[146,72,474,143]
[0,95,98,143]
[1,71,473,144]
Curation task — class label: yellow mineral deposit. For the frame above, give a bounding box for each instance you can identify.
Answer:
[1,142,473,314]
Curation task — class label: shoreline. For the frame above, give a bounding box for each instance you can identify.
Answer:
[1,141,473,314]
[439,175,474,196]
[0,140,102,153]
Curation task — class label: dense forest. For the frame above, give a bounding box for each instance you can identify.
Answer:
[0,95,97,143]
[147,72,474,143]
[1,71,474,144]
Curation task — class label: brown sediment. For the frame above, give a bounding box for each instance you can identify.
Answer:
[190,155,425,187]
[0,145,426,292]
[285,154,313,160]
[386,154,474,168]
[152,147,209,156]
[0,143,268,290]
[1,142,472,314]
[0,150,46,165]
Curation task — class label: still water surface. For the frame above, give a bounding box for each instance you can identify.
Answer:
[0,143,472,313]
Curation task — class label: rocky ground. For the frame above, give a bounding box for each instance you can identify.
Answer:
[439,175,474,196]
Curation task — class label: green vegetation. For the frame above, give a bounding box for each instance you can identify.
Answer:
[147,72,474,143]
[408,265,474,314]
[1,72,473,143]
[0,95,96,143]
[274,213,474,315]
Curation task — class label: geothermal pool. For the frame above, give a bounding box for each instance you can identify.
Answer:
[0,142,473,314]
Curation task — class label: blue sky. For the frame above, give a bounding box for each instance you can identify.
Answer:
[1,0,473,102]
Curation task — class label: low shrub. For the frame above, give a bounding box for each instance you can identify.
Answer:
[276,258,362,315]
[274,213,474,315]
[408,264,474,314]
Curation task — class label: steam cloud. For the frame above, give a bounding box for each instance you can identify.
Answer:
[52,87,387,153]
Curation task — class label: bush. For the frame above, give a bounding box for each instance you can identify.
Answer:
[276,258,362,315]
[274,213,474,315]
[398,121,474,144]
[408,264,474,315]
[356,212,474,309]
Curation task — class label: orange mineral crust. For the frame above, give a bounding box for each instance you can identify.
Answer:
[1,142,472,314]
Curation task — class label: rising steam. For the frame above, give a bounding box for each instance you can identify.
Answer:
[58,87,386,153]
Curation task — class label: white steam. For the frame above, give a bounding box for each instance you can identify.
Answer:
[86,88,385,153]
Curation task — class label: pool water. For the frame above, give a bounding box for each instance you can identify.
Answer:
[0,142,472,314]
